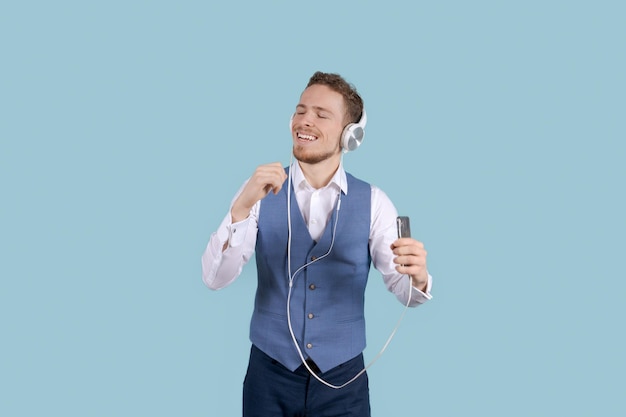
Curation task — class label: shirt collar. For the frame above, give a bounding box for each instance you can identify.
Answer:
[291,161,348,195]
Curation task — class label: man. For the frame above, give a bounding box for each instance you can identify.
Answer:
[202,71,432,416]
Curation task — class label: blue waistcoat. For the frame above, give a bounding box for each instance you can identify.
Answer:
[250,169,372,373]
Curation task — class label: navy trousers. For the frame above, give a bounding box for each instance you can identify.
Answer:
[243,345,371,417]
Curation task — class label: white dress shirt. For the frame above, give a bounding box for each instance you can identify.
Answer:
[201,162,432,306]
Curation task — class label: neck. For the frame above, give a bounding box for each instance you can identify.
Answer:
[297,155,341,189]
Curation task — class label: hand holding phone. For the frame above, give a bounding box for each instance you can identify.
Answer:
[395,216,428,290]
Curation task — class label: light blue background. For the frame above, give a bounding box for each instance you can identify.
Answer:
[1,1,624,416]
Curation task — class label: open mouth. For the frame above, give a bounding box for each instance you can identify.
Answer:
[297,132,318,142]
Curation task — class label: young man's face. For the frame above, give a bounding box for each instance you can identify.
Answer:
[291,84,347,164]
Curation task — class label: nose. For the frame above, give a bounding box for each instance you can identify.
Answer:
[297,112,314,127]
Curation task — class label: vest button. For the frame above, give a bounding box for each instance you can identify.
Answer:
[306,343,313,349]
[308,313,314,319]
[309,284,316,290]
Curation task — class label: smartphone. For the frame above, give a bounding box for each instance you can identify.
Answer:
[396,216,411,238]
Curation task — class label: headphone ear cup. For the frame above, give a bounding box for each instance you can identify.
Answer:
[341,123,365,152]
[341,109,367,152]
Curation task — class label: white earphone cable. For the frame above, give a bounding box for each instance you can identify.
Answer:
[286,155,413,389]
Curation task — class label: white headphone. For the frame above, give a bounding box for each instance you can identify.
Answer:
[290,109,367,153]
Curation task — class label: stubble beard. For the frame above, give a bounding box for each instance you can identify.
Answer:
[292,143,341,164]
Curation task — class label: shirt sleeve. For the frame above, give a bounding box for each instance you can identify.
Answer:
[369,186,433,307]
[201,182,259,290]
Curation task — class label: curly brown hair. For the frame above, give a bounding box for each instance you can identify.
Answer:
[306,71,364,125]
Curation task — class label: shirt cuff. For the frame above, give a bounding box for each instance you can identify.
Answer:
[225,217,251,248]
[411,272,433,303]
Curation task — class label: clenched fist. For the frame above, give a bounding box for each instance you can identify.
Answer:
[231,162,288,222]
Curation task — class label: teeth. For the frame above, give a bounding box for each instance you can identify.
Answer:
[298,133,317,141]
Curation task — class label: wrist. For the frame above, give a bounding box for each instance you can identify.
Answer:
[231,205,251,223]
[411,275,428,292]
